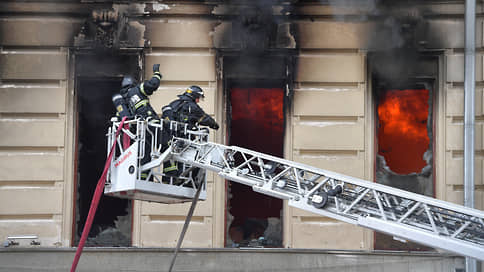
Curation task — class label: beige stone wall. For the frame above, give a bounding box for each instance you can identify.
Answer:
[0,1,482,250]
[0,2,82,246]
[444,52,484,209]
[289,49,371,248]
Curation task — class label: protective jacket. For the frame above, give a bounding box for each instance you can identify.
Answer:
[112,93,132,120]
[120,72,161,119]
[162,94,219,129]
[161,93,218,177]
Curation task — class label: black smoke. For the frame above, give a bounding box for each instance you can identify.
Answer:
[327,0,429,83]
[217,1,295,53]
[368,8,428,84]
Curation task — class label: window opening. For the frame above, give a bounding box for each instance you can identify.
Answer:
[74,78,132,247]
[375,87,434,251]
[226,87,284,248]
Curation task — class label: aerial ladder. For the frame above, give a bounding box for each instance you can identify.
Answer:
[105,117,484,262]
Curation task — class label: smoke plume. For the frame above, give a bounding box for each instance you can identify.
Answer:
[327,0,428,83]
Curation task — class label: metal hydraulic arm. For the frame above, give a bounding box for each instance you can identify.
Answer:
[170,137,484,261]
[105,118,484,261]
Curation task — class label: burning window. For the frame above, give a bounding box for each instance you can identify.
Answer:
[375,87,434,251]
[230,87,284,152]
[226,87,284,248]
[377,89,429,174]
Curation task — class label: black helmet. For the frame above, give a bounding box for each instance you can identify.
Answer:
[184,85,205,100]
[121,75,136,88]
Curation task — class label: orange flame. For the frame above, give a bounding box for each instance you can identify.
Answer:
[231,88,284,123]
[229,87,284,222]
[378,89,430,174]
[230,87,284,157]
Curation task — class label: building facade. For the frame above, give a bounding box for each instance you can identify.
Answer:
[0,0,482,251]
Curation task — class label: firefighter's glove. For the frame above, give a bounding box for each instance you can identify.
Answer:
[153,64,160,73]
[210,122,220,130]
[152,64,162,81]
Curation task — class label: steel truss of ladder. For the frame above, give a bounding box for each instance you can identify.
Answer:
[170,137,484,261]
[105,118,484,261]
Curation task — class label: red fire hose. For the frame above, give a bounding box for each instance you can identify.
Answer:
[70,116,127,272]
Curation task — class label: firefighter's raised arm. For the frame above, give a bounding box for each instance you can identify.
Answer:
[141,64,162,96]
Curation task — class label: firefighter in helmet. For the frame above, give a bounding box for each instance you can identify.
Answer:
[120,64,162,120]
[161,85,219,177]
[117,64,162,180]
[161,85,219,130]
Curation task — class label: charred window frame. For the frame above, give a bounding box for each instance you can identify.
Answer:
[219,52,295,248]
[370,52,440,251]
[373,79,435,195]
[72,50,141,247]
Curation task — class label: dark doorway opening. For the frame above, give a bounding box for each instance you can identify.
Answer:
[226,86,284,248]
[73,52,140,247]
[374,83,434,251]
[74,78,131,246]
